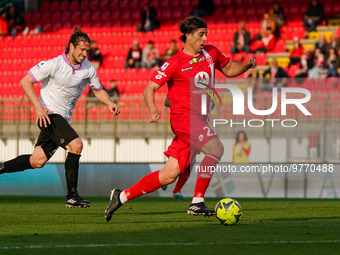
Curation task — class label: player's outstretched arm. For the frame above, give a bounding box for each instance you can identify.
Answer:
[93,89,120,116]
[144,81,161,123]
[220,58,257,77]
[20,74,53,127]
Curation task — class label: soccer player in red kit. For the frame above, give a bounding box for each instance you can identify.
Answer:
[105,16,256,222]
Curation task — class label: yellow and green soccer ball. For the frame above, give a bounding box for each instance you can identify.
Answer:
[215,198,242,225]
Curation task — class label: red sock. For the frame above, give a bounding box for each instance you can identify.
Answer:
[173,167,191,194]
[193,153,220,198]
[124,171,162,200]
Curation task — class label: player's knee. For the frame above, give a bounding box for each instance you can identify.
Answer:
[31,158,47,168]
[206,140,224,158]
[68,140,83,154]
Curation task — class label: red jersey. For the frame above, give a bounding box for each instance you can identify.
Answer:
[150,45,229,117]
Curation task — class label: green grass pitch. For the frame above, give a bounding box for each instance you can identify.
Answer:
[0,196,339,255]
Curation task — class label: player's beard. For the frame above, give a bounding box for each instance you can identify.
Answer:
[72,53,85,64]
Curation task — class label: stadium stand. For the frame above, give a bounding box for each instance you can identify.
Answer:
[0,0,340,121]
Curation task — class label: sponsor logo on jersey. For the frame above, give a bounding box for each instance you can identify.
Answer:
[190,57,205,64]
[155,75,163,79]
[182,67,193,71]
[194,71,223,107]
[157,70,167,77]
[194,71,209,89]
[36,61,45,69]
[160,62,169,71]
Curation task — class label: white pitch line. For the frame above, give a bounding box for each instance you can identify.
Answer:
[0,240,340,250]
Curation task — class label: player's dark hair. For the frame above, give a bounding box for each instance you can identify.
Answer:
[235,131,248,144]
[66,27,91,53]
[179,16,207,43]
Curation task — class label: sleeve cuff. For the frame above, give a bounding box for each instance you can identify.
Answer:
[27,70,38,83]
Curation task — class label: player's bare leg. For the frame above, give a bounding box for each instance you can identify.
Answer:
[105,157,181,222]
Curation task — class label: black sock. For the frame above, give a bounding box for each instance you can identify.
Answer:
[65,152,81,197]
[1,155,33,174]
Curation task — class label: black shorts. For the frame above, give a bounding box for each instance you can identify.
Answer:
[35,114,79,159]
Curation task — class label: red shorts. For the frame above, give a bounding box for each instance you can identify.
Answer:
[164,114,218,172]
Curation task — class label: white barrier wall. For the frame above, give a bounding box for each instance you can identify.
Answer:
[0,138,334,163]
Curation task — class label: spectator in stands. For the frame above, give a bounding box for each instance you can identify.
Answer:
[324,48,338,77]
[0,11,9,37]
[269,2,285,27]
[290,36,304,66]
[308,48,325,79]
[160,39,179,65]
[295,49,313,80]
[336,48,340,77]
[137,2,160,32]
[231,21,250,55]
[125,40,142,70]
[142,40,160,70]
[259,59,288,91]
[326,33,340,56]
[233,131,251,164]
[258,13,277,40]
[88,40,103,70]
[303,0,324,33]
[255,29,276,53]
[191,0,216,18]
[106,80,120,97]
[314,34,327,55]
[6,6,25,38]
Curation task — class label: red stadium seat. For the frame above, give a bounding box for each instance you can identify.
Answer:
[235,6,246,16]
[90,0,99,9]
[50,1,60,12]
[109,0,119,9]
[288,3,300,15]
[41,12,51,23]
[62,11,71,22]
[160,9,172,20]
[172,9,182,20]
[255,52,267,65]
[42,23,52,32]
[32,11,41,24]
[23,13,32,24]
[246,5,256,16]
[111,10,121,21]
[59,1,69,12]
[91,10,101,22]
[40,1,50,12]
[51,12,61,23]
[121,10,131,20]
[323,2,333,15]
[71,11,81,23]
[170,0,180,7]
[149,0,160,8]
[102,10,111,22]
[120,0,129,9]
[80,0,89,11]
[181,0,191,7]
[81,11,91,22]
[100,0,109,10]
[160,0,170,8]
[69,1,79,11]
[256,4,267,15]
[131,9,140,21]
[225,6,234,17]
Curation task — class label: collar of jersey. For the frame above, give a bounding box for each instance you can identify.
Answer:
[62,51,83,75]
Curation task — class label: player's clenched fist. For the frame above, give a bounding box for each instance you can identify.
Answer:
[148,111,160,123]
[245,57,257,69]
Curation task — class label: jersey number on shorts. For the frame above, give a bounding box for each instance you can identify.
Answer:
[198,126,216,141]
